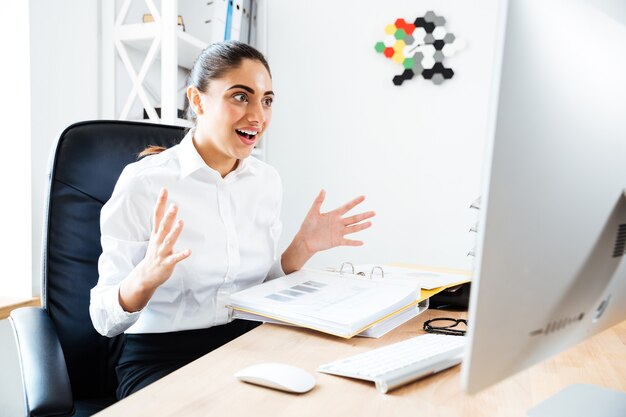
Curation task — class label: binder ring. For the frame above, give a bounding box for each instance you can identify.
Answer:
[339,262,355,276]
[370,266,385,279]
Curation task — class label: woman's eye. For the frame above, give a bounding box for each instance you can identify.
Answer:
[233,93,248,102]
[263,97,273,107]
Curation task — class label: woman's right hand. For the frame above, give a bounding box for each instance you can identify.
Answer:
[119,188,191,312]
[138,187,192,288]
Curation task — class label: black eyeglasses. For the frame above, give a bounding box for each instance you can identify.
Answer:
[423,318,467,336]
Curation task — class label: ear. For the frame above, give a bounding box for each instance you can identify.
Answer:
[187,86,204,115]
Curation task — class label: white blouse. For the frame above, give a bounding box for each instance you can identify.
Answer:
[89,132,284,337]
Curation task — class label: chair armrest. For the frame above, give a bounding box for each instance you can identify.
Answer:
[9,307,74,417]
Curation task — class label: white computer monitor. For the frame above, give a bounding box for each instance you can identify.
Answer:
[462,0,626,413]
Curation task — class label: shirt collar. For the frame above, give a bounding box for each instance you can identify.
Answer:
[178,130,258,179]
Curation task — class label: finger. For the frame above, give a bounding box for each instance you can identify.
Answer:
[342,211,376,226]
[307,189,326,215]
[334,195,366,216]
[344,221,372,235]
[163,249,192,266]
[341,239,364,247]
[159,219,184,256]
[152,188,168,235]
[156,204,178,243]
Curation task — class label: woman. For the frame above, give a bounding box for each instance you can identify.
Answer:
[89,41,375,399]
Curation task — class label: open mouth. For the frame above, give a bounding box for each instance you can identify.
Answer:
[236,128,259,141]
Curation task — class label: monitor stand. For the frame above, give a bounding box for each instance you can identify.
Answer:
[527,384,626,417]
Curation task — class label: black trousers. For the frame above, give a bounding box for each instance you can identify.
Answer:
[116,320,260,399]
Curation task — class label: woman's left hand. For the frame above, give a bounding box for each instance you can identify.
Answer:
[281,190,375,274]
[296,189,375,254]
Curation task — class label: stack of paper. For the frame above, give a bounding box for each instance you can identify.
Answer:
[228,269,421,339]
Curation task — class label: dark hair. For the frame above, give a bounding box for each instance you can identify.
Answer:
[139,41,271,158]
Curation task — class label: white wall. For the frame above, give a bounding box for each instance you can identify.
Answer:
[0,320,25,416]
[265,0,501,271]
[0,2,100,415]
[0,0,32,299]
[29,0,101,294]
[0,1,31,412]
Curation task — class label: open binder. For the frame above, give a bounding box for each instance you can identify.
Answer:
[228,267,421,338]
[229,263,471,339]
[228,265,437,339]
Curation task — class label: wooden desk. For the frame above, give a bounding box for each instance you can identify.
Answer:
[0,296,40,320]
[96,310,626,417]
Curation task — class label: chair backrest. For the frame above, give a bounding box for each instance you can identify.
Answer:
[43,120,186,399]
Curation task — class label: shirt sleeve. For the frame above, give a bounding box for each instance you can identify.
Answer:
[89,167,155,337]
[264,167,285,281]
[265,244,285,280]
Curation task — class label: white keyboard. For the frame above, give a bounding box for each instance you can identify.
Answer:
[317,333,466,394]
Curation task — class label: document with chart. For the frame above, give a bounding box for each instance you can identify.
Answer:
[227,269,421,338]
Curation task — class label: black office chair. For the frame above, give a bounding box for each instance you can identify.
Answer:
[9,120,186,417]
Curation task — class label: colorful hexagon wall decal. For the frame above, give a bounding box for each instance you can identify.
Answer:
[375,11,465,85]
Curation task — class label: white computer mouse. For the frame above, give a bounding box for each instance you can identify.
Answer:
[234,362,316,393]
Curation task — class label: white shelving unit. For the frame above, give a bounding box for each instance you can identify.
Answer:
[102,0,207,127]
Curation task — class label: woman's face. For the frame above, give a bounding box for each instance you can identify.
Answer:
[192,59,273,162]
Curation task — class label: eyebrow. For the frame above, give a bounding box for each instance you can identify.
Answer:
[227,84,274,96]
